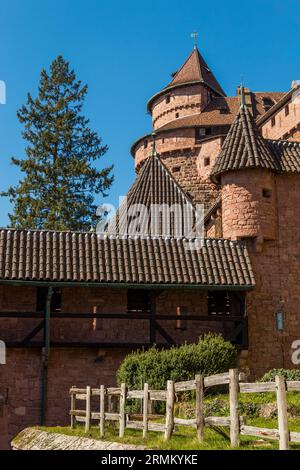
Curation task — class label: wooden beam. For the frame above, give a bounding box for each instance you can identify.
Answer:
[149,291,157,344]
[0,311,246,322]
[21,320,45,345]
[153,320,176,345]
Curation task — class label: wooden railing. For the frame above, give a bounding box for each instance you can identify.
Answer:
[69,370,300,450]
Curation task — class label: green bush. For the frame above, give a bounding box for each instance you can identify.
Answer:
[259,369,300,382]
[117,333,237,391]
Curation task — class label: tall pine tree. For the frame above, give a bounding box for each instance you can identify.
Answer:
[2,55,113,231]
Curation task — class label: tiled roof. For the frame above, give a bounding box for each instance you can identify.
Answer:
[167,48,226,97]
[157,94,286,131]
[0,229,255,287]
[106,153,196,237]
[211,105,279,177]
[266,140,300,173]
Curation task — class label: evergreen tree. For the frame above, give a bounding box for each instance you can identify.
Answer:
[2,55,113,231]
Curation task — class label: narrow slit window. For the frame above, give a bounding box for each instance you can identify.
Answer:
[262,188,272,198]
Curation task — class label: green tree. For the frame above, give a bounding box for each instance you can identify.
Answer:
[2,55,113,230]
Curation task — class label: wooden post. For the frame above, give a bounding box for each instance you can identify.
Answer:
[119,383,126,438]
[85,386,91,433]
[70,387,76,429]
[164,380,175,440]
[195,374,204,442]
[108,394,112,412]
[143,383,149,439]
[276,375,289,450]
[149,292,157,345]
[99,385,105,438]
[229,369,240,448]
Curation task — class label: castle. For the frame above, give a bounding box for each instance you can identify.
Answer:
[0,46,300,449]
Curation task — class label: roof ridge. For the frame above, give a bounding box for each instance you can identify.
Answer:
[0,226,252,245]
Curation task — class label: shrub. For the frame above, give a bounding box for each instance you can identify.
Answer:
[117,333,237,391]
[259,369,300,382]
[204,399,229,417]
[239,402,260,418]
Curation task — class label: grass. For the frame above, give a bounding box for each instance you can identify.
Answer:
[40,392,300,450]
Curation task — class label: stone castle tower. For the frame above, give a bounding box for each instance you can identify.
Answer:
[130,46,290,221]
[131,46,228,212]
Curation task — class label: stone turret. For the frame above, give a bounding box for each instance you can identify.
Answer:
[211,90,278,242]
[147,47,226,130]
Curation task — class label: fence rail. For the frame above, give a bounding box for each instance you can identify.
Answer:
[69,370,300,449]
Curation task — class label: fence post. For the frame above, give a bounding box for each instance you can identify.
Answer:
[143,383,149,439]
[195,374,204,442]
[85,386,91,433]
[70,386,76,429]
[119,383,126,438]
[164,380,175,440]
[276,375,289,450]
[99,385,105,438]
[229,369,240,447]
[108,394,112,412]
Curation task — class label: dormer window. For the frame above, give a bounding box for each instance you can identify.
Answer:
[195,127,212,143]
[166,95,171,104]
[263,97,275,111]
[144,140,148,149]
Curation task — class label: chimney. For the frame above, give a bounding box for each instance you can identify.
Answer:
[237,86,253,113]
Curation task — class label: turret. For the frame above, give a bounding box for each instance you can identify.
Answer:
[147,47,226,130]
[211,88,278,242]
[131,46,227,171]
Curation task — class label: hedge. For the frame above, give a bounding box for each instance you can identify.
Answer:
[117,333,237,391]
[259,368,300,382]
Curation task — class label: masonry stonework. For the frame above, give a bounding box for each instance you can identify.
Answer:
[150,84,208,130]
[221,169,276,241]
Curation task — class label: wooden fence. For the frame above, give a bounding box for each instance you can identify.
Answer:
[69,370,300,449]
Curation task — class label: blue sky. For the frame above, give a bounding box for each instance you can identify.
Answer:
[0,0,300,226]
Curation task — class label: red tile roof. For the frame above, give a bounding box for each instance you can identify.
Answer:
[0,229,255,287]
[106,153,196,237]
[212,104,300,177]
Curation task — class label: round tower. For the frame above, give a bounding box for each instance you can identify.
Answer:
[131,46,227,211]
[132,47,227,170]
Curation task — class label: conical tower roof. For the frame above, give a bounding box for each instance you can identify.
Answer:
[167,47,225,97]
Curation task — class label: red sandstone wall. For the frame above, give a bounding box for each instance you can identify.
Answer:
[261,101,300,141]
[221,169,276,241]
[220,171,300,378]
[134,128,200,169]
[197,137,223,180]
[0,285,214,449]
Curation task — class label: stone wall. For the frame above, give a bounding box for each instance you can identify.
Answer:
[150,84,208,129]
[0,285,215,449]
[221,169,276,241]
[197,137,223,180]
[221,171,300,378]
[261,101,300,141]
